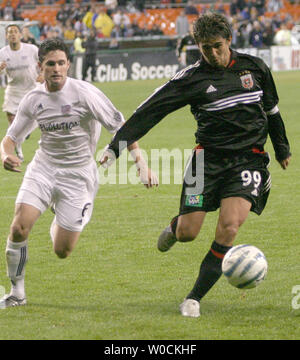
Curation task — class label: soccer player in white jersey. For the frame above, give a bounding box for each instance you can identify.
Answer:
[0,24,41,161]
[0,38,158,308]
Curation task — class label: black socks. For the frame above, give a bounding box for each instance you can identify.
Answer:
[187,241,232,302]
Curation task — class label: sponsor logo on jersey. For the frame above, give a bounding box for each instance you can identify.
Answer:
[39,120,80,132]
[240,73,254,89]
[61,104,71,114]
[185,194,203,207]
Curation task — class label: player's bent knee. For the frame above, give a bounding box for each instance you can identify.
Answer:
[217,223,239,245]
[223,223,239,238]
[10,223,30,242]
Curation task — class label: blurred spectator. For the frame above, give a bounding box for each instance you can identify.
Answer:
[3,1,14,21]
[71,3,86,23]
[176,23,200,66]
[21,26,37,45]
[113,9,131,28]
[56,4,70,26]
[74,18,88,35]
[249,20,264,47]
[73,31,86,54]
[83,5,96,30]
[240,6,251,20]
[262,18,275,46]
[185,1,199,15]
[230,0,239,16]
[149,24,164,36]
[267,0,284,12]
[27,21,41,41]
[129,19,147,36]
[237,0,247,11]
[63,20,76,41]
[175,10,190,37]
[249,6,259,23]
[94,7,114,37]
[253,0,266,16]
[118,0,128,9]
[239,22,251,47]
[273,23,293,45]
[52,21,64,39]
[110,24,123,43]
[82,29,98,81]
[231,21,246,48]
[105,0,118,17]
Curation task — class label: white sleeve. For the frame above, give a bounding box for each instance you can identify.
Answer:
[83,83,125,134]
[6,95,38,144]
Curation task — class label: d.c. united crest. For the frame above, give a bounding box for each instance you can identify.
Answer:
[240,73,254,89]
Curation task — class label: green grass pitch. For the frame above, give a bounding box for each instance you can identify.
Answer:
[0,71,299,340]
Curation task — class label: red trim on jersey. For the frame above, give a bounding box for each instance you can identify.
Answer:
[228,59,236,68]
[194,144,204,150]
[252,148,265,154]
[210,248,225,259]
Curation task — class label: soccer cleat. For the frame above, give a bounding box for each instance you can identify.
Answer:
[15,145,24,162]
[157,225,177,252]
[180,298,200,318]
[0,294,27,309]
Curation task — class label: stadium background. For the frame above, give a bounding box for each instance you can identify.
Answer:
[0,0,300,342]
[1,0,300,81]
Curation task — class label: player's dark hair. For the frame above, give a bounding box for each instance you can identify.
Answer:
[193,12,232,43]
[5,23,21,33]
[38,38,70,63]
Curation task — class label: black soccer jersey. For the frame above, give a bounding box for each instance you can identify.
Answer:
[109,50,290,160]
[176,34,201,66]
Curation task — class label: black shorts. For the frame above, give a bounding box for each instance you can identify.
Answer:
[179,147,271,216]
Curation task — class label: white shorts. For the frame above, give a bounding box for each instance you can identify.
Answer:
[16,156,100,232]
[3,92,24,115]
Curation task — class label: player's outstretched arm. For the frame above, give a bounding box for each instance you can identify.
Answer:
[0,136,22,172]
[128,142,159,188]
[99,142,159,188]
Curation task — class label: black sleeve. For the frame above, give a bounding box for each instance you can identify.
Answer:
[260,61,279,113]
[108,78,190,158]
[260,61,291,161]
[267,111,291,161]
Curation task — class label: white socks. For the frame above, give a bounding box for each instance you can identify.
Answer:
[50,217,56,244]
[5,238,28,299]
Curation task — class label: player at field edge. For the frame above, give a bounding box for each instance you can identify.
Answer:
[0,23,43,162]
[0,38,158,309]
[100,12,291,318]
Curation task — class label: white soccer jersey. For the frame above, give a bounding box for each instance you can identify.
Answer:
[7,77,125,166]
[0,43,39,98]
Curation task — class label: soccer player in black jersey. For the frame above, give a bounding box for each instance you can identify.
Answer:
[101,13,291,317]
[176,23,201,67]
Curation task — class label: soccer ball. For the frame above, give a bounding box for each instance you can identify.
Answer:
[222,244,268,289]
